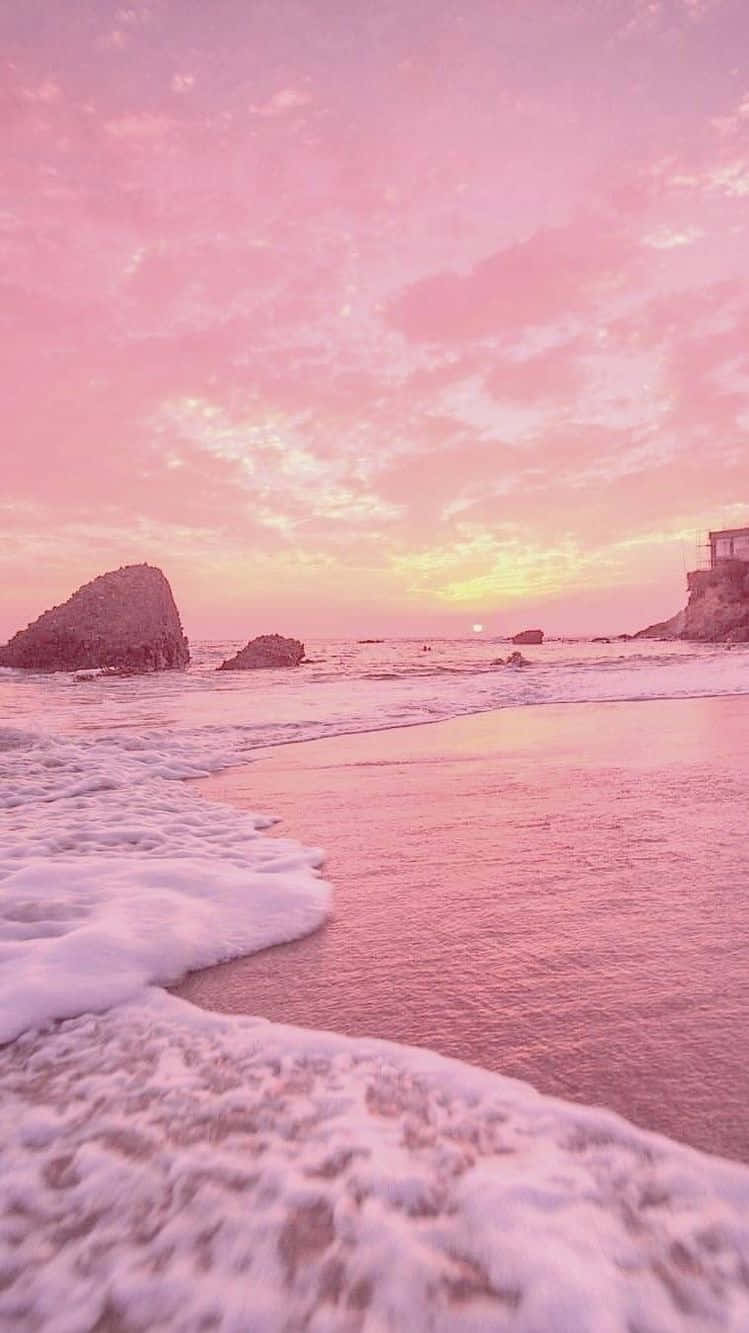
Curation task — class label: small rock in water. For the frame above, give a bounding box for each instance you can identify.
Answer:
[217,634,306,670]
[492,652,530,667]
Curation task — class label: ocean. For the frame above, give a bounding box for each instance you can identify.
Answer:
[4,633,749,742]
[2,633,748,1057]
[2,637,749,1331]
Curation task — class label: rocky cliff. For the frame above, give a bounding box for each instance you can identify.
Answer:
[635,561,749,643]
[681,562,749,642]
[0,564,190,672]
[217,634,305,670]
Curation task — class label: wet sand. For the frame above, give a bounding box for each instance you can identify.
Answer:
[175,695,749,1161]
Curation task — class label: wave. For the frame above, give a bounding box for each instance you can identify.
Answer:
[0,725,329,1043]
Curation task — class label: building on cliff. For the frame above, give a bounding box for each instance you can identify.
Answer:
[709,526,749,567]
[636,525,749,642]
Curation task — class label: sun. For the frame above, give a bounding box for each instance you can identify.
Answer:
[472,623,484,633]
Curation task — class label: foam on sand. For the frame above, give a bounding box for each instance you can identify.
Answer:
[0,726,329,1043]
[3,990,749,1332]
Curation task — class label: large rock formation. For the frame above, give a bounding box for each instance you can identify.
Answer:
[0,565,190,673]
[681,562,749,642]
[634,561,749,643]
[217,634,305,671]
[512,628,543,645]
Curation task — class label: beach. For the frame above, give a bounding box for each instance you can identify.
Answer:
[177,693,749,1163]
[4,668,749,1329]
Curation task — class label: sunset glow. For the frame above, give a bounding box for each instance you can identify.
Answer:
[3,0,748,639]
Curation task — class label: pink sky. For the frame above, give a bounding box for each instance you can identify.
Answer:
[2,0,748,640]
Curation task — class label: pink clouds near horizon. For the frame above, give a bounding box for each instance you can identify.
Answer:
[1,0,748,641]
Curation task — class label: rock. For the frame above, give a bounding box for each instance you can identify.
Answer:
[633,610,685,640]
[681,563,749,642]
[217,634,305,671]
[492,652,530,667]
[633,562,749,644]
[0,565,190,673]
[592,637,611,644]
[511,629,543,645]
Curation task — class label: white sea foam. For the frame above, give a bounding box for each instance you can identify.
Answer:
[2,990,748,1332]
[0,727,328,1043]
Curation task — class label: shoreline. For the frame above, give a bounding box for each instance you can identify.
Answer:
[5,695,749,1328]
[208,677,749,754]
[177,693,749,1163]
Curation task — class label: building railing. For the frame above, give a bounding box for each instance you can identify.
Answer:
[695,537,712,570]
[698,529,749,569]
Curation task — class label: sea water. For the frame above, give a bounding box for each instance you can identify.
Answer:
[4,635,749,743]
[2,638,749,1331]
[2,635,748,1042]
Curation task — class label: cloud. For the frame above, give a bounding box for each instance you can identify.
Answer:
[98,28,129,50]
[711,90,749,136]
[97,4,152,49]
[150,395,403,535]
[616,0,724,38]
[21,79,61,104]
[104,113,178,140]
[485,339,585,402]
[387,219,633,344]
[642,225,704,248]
[249,88,312,117]
[707,161,749,196]
[3,0,749,634]
[668,159,749,197]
